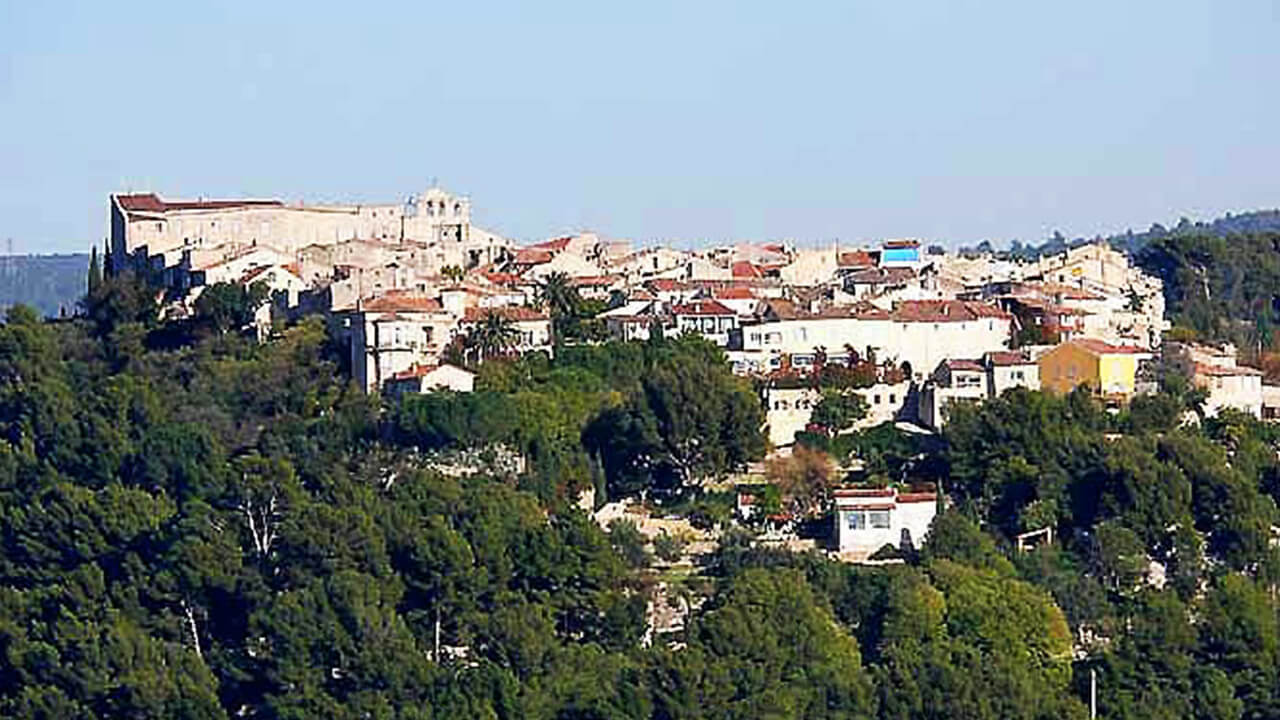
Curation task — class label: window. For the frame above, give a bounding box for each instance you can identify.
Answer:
[1013,370,1024,380]
[847,512,866,530]
[869,511,891,529]
[874,394,881,405]
[889,394,896,404]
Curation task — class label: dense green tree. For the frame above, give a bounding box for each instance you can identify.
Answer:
[809,389,869,436]
[650,568,875,719]
[192,281,270,335]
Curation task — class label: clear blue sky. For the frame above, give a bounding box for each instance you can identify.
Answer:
[2,0,1278,254]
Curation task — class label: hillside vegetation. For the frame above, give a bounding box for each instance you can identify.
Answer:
[3,272,1280,718]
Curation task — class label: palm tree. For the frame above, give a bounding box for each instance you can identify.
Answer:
[464,310,518,364]
[537,272,580,318]
[537,271,582,344]
[441,265,465,284]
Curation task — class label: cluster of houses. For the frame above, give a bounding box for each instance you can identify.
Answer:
[108,187,1280,560]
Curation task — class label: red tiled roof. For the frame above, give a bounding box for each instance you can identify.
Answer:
[714,287,757,300]
[390,364,439,381]
[647,278,688,292]
[117,193,283,214]
[671,300,735,317]
[837,250,875,268]
[462,306,549,322]
[1070,338,1148,355]
[529,236,572,251]
[362,293,444,313]
[897,492,938,504]
[513,248,554,265]
[1194,363,1263,377]
[891,300,1010,323]
[833,488,894,498]
[570,275,619,287]
[731,261,764,279]
[482,271,523,286]
[986,350,1035,366]
[945,359,985,373]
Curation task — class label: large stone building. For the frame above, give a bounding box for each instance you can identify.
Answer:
[109,186,512,283]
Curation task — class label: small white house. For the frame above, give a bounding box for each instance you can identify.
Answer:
[833,487,937,560]
[384,363,476,399]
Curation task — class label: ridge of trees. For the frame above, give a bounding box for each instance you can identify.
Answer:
[5,269,1280,717]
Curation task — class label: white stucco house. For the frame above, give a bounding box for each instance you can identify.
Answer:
[384,363,476,399]
[833,487,937,560]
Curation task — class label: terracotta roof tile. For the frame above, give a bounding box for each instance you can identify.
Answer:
[528,236,572,251]
[671,300,735,317]
[1194,363,1263,377]
[362,293,444,313]
[1070,338,1148,355]
[891,300,1010,323]
[117,193,283,214]
[837,250,876,268]
[714,286,757,300]
[897,492,938,503]
[513,248,554,265]
[390,364,440,381]
[462,306,549,322]
[985,350,1035,366]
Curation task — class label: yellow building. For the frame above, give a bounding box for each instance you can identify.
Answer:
[1037,339,1150,397]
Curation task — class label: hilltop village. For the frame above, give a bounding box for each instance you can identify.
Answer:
[107,186,1276,561]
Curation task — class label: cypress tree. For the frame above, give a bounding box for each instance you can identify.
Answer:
[87,245,102,297]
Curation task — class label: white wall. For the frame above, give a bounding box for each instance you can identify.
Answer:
[741,315,1010,381]
[835,494,936,555]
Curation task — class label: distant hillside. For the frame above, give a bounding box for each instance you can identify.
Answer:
[961,209,1280,260]
[0,253,89,317]
[1108,209,1280,256]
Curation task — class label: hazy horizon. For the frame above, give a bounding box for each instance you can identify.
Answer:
[3,0,1278,253]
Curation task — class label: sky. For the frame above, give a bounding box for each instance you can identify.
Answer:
[1,0,1278,254]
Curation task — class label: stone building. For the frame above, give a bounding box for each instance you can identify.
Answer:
[109,186,512,283]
